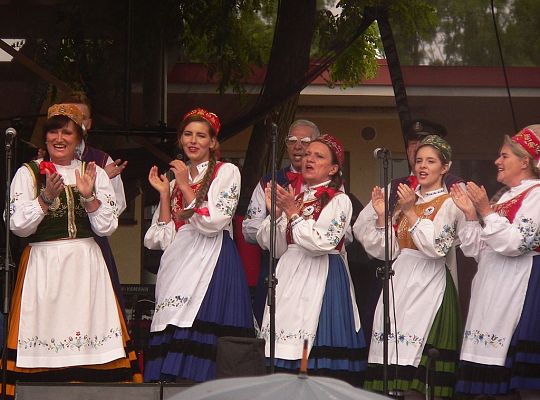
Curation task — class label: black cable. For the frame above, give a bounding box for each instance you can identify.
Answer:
[490,0,518,132]
[255,0,281,107]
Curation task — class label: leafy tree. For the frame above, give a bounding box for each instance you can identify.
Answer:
[502,0,540,66]
[22,0,436,212]
[391,0,540,66]
[233,0,438,212]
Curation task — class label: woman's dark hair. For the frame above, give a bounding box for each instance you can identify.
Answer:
[176,115,220,220]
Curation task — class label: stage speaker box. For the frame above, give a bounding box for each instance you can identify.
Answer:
[15,382,160,400]
[216,336,266,378]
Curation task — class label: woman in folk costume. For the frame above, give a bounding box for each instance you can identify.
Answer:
[4,104,140,399]
[256,134,366,385]
[143,108,254,382]
[354,135,464,399]
[452,125,540,400]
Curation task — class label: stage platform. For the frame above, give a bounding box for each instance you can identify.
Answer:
[15,382,194,400]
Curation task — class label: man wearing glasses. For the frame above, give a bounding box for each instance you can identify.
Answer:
[242,119,320,325]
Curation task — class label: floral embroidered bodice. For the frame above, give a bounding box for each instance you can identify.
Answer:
[493,183,540,252]
[286,188,345,250]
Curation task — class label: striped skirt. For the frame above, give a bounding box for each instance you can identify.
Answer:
[144,231,255,382]
[271,253,367,386]
[456,255,540,395]
[363,269,461,398]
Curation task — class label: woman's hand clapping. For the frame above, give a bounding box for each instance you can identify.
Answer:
[465,182,493,218]
[397,183,416,213]
[43,170,64,201]
[169,159,189,189]
[75,161,96,198]
[450,183,478,221]
[148,166,170,195]
[371,186,385,218]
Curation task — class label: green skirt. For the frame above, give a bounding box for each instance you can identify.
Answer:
[364,268,461,398]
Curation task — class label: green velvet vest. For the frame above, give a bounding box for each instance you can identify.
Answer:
[25,161,94,242]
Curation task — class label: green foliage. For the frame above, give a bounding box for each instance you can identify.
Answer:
[311,0,435,87]
[499,0,540,66]
[433,0,510,65]
[384,0,438,65]
[173,1,275,94]
[390,0,540,67]
[32,1,125,111]
[35,0,440,100]
[326,24,380,88]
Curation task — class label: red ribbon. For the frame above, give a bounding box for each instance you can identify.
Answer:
[286,171,303,195]
[39,161,57,175]
[193,207,210,216]
[407,175,418,190]
[314,186,337,199]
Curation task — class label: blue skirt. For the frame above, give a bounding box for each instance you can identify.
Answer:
[144,231,255,382]
[456,254,540,395]
[272,254,367,386]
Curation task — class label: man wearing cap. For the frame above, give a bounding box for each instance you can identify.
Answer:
[242,119,320,325]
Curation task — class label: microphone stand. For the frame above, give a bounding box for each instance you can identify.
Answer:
[2,128,17,400]
[425,348,440,400]
[266,121,279,373]
[376,150,395,396]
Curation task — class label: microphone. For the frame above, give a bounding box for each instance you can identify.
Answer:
[165,152,185,181]
[175,151,185,162]
[5,127,17,147]
[270,121,278,138]
[5,127,17,151]
[373,147,390,159]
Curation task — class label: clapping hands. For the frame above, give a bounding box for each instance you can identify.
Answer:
[265,182,298,219]
[450,182,492,220]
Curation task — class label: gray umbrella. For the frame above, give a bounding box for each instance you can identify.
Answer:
[167,373,393,400]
